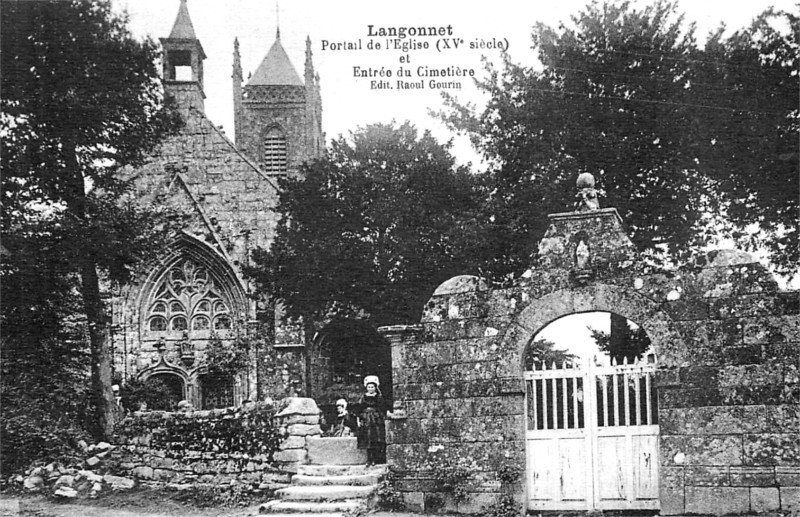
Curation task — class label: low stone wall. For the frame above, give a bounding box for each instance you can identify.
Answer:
[111,401,291,491]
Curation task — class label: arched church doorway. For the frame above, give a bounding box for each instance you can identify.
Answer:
[524,311,659,512]
[143,373,185,411]
[311,319,392,426]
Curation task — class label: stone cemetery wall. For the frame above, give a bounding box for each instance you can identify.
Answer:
[380,209,799,516]
[111,399,321,491]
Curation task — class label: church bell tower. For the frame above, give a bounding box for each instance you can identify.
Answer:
[160,0,206,114]
[233,24,323,177]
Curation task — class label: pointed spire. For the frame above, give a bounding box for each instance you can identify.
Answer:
[233,37,242,79]
[275,1,281,39]
[247,37,302,86]
[169,0,198,40]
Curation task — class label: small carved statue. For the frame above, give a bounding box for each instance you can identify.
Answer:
[575,172,603,211]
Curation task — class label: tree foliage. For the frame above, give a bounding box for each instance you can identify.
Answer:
[589,313,652,363]
[247,122,486,326]
[437,0,798,278]
[524,338,577,369]
[0,229,92,476]
[1,0,181,440]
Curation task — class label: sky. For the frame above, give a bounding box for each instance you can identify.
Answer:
[114,0,795,170]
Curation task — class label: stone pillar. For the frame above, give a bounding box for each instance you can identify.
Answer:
[273,397,322,472]
[377,324,423,412]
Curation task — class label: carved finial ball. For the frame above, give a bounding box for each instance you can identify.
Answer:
[576,172,595,189]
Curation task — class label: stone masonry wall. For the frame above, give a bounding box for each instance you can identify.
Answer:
[381,208,799,516]
[110,397,326,494]
[111,402,291,492]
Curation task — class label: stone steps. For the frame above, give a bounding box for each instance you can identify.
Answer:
[259,499,363,514]
[292,473,379,486]
[259,464,387,515]
[276,484,375,501]
[297,464,384,477]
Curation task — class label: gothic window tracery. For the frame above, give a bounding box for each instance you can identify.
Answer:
[146,260,233,336]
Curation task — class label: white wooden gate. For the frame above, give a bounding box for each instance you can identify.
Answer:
[525,356,660,511]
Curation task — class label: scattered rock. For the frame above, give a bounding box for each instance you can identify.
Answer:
[77,439,88,451]
[54,475,75,488]
[54,486,78,498]
[23,475,44,491]
[96,442,112,451]
[77,470,103,483]
[103,474,135,490]
[85,456,101,468]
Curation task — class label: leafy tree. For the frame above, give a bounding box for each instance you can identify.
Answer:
[0,228,92,476]
[589,313,651,363]
[524,338,577,369]
[1,0,180,440]
[697,9,798,274]
[437,0,798,278]
[247,121,486,328]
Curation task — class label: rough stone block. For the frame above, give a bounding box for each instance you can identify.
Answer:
[275,397,320,417]
[659,466,685,515]
[730,466,776,487]
[103,475,135,490]
[719,365,785,405]
[286,423,321,436]
[457,492,499,514]
[721,344,763,367]
[743,315,800,345]
[666,299,710,320]
[743,434,800,465]
[279,436,306,450]
[661,435,743,466]
[781,487,800,511]
[279,414,320,425]
[131,466,153,480]
[273,448,307,463]
[153,468,175,481]
[424,492,458,513]
[306,436,367,465]
[401,342,457,369]
[659,405,766,435]
[686,466,729,486]
[402,491,424,512]
[655,369,681,388]
[751,487,780,512]
[685,486,749,514]
[776,466,800,486]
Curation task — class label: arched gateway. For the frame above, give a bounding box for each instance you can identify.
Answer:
[379,181,799,516]
[503,285,683,511]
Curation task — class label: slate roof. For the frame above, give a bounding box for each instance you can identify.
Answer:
[247,33,303,86]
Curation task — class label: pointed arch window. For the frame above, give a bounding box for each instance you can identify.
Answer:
[145,259,234,336]
[263,127,287,174]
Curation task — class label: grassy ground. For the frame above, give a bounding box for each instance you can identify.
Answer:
[0,490,451,517]
[0,488,262,517]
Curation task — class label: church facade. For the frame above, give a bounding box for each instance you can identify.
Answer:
[111,0,329,410]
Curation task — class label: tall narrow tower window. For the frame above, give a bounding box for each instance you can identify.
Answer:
[263,127,287,174]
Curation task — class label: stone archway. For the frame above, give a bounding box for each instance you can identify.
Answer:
[498,283,687,378]
[500,283,685,512]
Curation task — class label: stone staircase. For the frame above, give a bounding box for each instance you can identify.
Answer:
[259,464,387,516]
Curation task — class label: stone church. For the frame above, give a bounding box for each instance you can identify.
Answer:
[110,0,374,412]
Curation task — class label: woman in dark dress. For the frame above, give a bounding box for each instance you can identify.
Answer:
[357,375,386,466]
